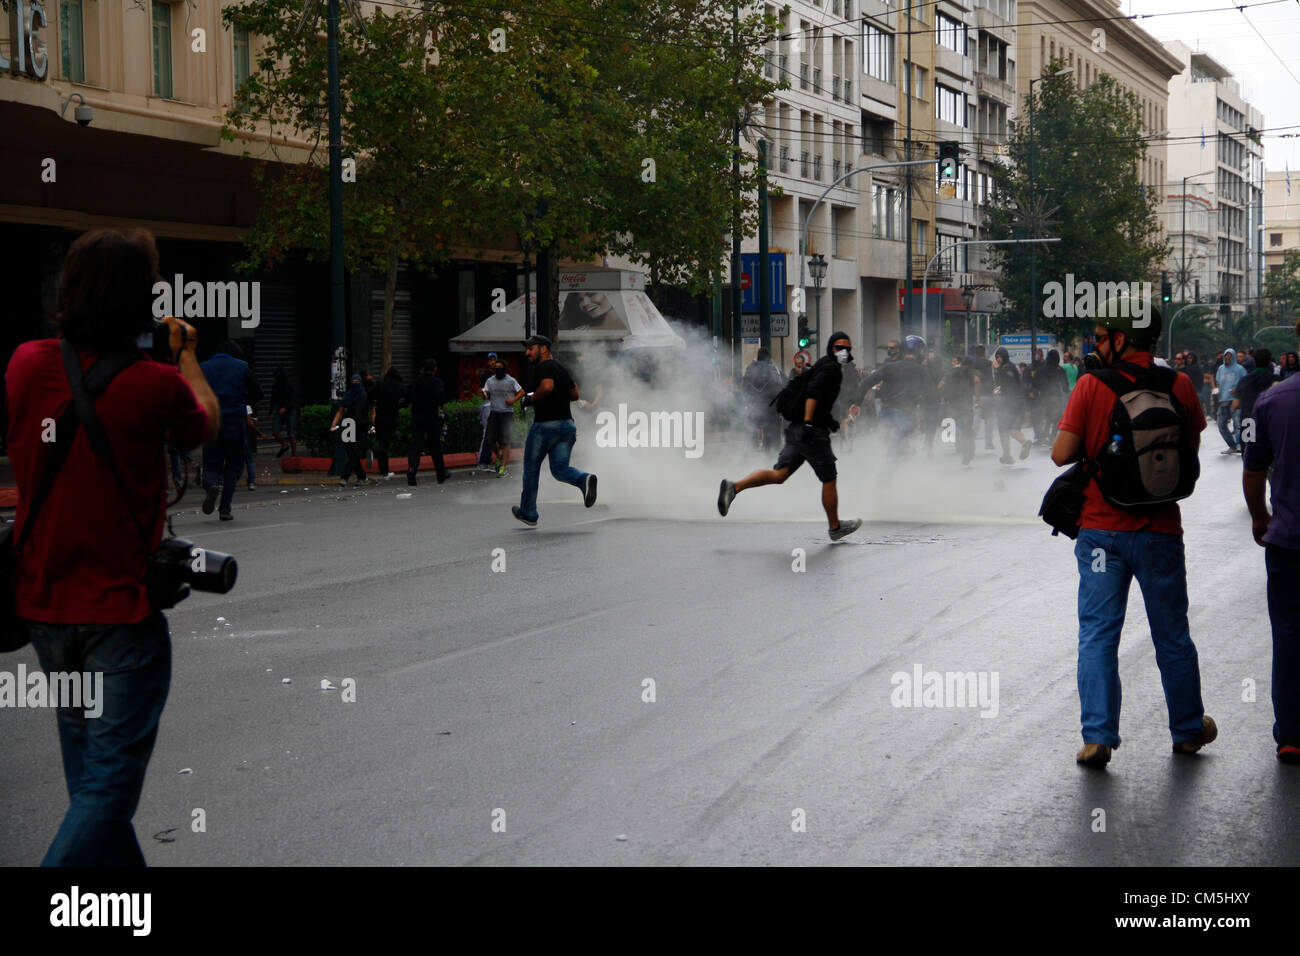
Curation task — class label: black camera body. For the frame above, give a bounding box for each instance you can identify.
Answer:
[147,536,238,610]
[138,319,184,364]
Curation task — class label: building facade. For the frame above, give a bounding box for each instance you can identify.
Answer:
[0,0,535,403]
[1163,40,1266,322]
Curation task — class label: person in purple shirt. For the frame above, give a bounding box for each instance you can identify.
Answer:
[1242,320,1300,764]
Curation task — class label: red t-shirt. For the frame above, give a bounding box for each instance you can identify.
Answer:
[1057,352,1206,534]
[7,339,208,624]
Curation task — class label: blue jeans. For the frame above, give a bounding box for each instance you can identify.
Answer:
[1266,545,1300,747]
[1074,529,1205,748]
[24,613,172,866]
[518,419,588,522]
[1217,403,1242,449]
[878,408,912,461]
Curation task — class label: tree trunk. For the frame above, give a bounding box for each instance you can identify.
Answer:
[381,247,398,374]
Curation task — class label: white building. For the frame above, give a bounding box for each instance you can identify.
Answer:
[1163,41,1265,320]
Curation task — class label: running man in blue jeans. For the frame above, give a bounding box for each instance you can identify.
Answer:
[1051,298,1216,768]
[512,335,597,526]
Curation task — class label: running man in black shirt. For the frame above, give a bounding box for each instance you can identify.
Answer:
[717,332,862,541]
[512,335,598,526]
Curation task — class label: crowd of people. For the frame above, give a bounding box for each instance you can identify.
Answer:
[734,336,1298,468]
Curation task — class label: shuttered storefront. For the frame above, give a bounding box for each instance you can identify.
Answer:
[369,264,414,379]
[250,282,299,417]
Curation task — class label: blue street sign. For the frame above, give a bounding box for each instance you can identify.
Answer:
[740,252,787,314]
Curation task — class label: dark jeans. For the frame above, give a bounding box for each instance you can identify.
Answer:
[340,441,366,480]
[25,612,172,866]
[374,419,397,474]
[202,417,245,513]
[243,430,257,485]
[1266,545,1300,747]
[408,418,447,481]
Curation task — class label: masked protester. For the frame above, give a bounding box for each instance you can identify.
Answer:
[330,373,371,487]
[717,332,862,541]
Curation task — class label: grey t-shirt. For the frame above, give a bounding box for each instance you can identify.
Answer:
[483,374,521,413]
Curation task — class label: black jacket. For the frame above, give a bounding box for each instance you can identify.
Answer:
[863,357,932,412]
[802,355,844,429]
[406,373,446,423]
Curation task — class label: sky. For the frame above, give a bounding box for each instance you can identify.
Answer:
[1122,0,1300,177]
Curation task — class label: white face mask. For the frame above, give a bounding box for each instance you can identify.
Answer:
[835,348,851,364]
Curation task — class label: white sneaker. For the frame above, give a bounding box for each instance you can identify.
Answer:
[385,472,397,479]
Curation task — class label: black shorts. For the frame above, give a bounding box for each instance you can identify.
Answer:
[485,410,514,447]
[773,423,837,483]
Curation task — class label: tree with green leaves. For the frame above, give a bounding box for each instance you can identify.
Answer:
[984,66,1169,344]
[1265,248,1300,327]
[220,0,778,367]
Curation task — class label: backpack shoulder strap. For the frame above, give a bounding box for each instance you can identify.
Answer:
[59,340,152,546]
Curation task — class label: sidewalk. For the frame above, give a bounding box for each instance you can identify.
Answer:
[0,443,522,505]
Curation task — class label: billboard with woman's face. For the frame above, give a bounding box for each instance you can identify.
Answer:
[558,291,628,333]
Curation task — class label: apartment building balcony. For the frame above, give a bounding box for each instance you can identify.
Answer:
[975,71,1015,106]
[976,7,1015,43]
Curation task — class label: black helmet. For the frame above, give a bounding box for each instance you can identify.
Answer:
[903,335,926,355]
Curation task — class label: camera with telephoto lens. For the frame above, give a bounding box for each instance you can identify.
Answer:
[147,536,238,610]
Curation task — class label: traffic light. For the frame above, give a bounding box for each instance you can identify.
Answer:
[938,141,960,181]
[1161,271,1171,304]
[798,316,812,350]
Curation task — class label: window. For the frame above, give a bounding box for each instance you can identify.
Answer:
[904,63,927,99]
[936,13,965,54]
[234,25,252,96]
[1272,233,1284,247]
[935,83,966,126]
[61,0,85,83]
[152,1,173,99]
[914,219,926,257]
[937,233,965,272]
[872,185,904,240]
[863,23,893,83]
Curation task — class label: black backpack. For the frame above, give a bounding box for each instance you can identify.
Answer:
[1091,361,1199,508]
[770,365,817,423]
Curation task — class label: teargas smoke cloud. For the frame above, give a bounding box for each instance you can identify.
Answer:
[541,322,1047,527]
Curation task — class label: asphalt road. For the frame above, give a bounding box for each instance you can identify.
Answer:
[1,427,1293,866]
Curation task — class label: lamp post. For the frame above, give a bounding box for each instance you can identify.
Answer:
[810,253,827,347]
[923,237,1060,343]
[797,159,939,329]
[1179,169,1216,301]
[1027,66,1072,362]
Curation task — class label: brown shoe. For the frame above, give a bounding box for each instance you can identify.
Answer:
[1076,743,1112,767]
[1172,715,1217,754]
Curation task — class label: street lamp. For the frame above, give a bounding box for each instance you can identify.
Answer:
[809,253,827,346]
[1028,66,1073,360]
[1179,169,1215,301]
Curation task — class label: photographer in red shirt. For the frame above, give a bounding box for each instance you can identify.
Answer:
[6,229,217,865]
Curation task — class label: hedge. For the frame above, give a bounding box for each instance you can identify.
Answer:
[299,398,527,457]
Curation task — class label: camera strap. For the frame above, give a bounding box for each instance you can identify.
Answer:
[58,340,152,549]
[15,344,142,556]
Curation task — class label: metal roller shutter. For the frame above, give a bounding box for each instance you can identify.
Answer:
[370,264,414,379]
[250,282,298,418]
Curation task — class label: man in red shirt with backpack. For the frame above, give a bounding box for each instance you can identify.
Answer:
[1051,296,1215,768]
